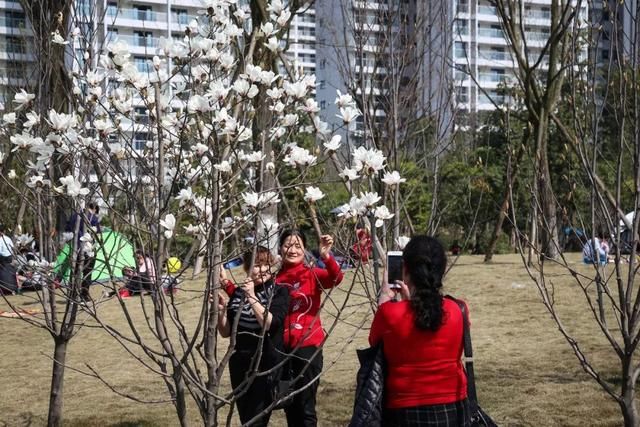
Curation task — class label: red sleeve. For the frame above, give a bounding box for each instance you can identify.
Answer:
[312,255,344,289]
[223,279,236,296]
[369,305,388,346]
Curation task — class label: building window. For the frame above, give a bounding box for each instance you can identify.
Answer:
[134,5,152,21]
[107,2,118,17]
[320,100,326,109]
[319,80,326,89]
[134,31,153,47]
[172,8,189,25]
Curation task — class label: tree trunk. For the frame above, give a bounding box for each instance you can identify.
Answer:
[620,359,639,427]
[47,337,68,427]
[485,144,524,262]
[173,368,189,427]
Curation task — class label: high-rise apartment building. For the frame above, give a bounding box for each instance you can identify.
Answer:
[0,1,33,108]
[449,0,588,114]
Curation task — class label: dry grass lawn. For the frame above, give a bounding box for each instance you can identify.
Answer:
[0,253,630,426]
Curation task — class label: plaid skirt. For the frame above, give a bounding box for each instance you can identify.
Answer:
[382,399,471,427]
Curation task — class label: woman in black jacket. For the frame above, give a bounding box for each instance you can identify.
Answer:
[218,246,289,426]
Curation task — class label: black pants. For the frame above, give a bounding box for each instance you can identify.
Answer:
[80,256,95,300]
[285,346,323,427]
[229,354,273,427]
[125,274,152,294]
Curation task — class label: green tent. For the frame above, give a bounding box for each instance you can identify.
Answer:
[54,229,135,282]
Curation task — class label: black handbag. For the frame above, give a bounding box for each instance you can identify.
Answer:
[447,296,498,427]
[348,343,385,427]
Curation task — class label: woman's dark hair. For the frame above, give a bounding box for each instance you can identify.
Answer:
[279,229,307,250]
[243,246,274,272]
[403,235,447,331]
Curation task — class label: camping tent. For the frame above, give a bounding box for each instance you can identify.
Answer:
[54,229,135,282]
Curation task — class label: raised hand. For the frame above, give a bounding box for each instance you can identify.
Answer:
[319,234,334,260]
[240,277,255,298]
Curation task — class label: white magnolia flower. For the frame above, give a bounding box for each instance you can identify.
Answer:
[51,31,69,45]
[339,167,360,181]
[335,90,354,107]
[304,186,325,202]
[338,106,361,123]
[396,236,411,250]
[58,175,90,197]
[276,9,292,27]
[26,175,51,188]
[324,135,342,152]
[48,110,76,131]
[374,205,395,227]
[267,0,285,14]
[175,187,194,207]
[381,170,407,186]
[183,224,202,235]
[360,191,381,207]
[283,80,308,98]
[244,151,265,163]
[61,232,74,243]
[214,160,232,174]
[160,214,176,239]
[242,191,280,209]
[3,112,16,124]
[193,143,209,156]
[188,95,211,113]
[23,111,40,129]
[352,146,386,173]
[265,161,275,172]
[301,98,320,113]
[260,22,277,37]
[282,113,299,127]
[13,89,35,110]
[7,169,16,179]
[284,145,317,167]
[265,36,279,52]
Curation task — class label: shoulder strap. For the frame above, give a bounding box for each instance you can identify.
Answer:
[445,295,479,413]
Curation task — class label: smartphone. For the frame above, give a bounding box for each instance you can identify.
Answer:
[387,251,403,284]
[223,257,243,269]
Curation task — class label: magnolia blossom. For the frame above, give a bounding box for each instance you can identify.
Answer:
[324,135,342,152]
[374,205,395,227]
[339,167,359,181]
[335,90,354,107]
[13,89,35,110]
[304,186,325,202]
[48,110,76,131]
[242,191,281,209]
[284,145,317,167]
[381,170,406,186]
[3,112,16,124]
[265,36,279,52]
[26,175,51,188]
[58,175,90,197]
[396,236,411,250]
[51,31,69,45]
[338,106,361,124]
[23,111,40,128]
[160,214,176,239]
[60,232,74,243]
[260,22,277,37]
[7,169,16,179]
[360,191,381,207]
[175,187,194,207]
[214,161,232,173]
[353,146,386,173]
[243,151,265,163]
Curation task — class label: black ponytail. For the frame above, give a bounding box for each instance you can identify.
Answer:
[403,236,447,331]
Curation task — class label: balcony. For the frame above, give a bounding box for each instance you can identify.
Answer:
[106,8,167,23]
[478,73,510,83]
[112,34,160,50]
[478,50,510,61]
[477,5,497,15]
[478,27,505,39]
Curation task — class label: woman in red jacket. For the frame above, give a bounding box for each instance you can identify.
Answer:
[370,235,470,426]
[276,229,344,427]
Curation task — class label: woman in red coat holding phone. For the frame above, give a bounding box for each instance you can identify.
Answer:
[370,235,470,426]
[276,229,344,427]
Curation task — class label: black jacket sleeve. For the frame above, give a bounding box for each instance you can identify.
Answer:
[267,284,290,334]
